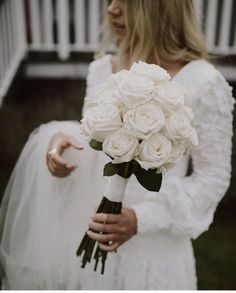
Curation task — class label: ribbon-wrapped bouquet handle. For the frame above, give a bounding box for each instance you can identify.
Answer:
[76,61,198,274]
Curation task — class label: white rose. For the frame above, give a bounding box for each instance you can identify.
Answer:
[123,104,165,140]
[99,90,121,105]
[168,142,186,164]
[153,81,186,112]
[159,143,186,173]
[136,133,172,170]
[130,60,170,84]
[166,113,198,147]
[114,71,155,109]
[103,128,139,164]
[81,104,122,142]
[109,69,130,87]
[91,90,123,109]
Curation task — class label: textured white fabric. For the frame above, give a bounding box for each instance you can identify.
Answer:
[0,55,234,290]
[104,175,128,202]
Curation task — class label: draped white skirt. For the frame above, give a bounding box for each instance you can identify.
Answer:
[0,121,197,290]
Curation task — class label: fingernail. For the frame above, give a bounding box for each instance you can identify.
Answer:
[87,231,91,236]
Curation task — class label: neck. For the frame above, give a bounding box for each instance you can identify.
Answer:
[162,61,187,79]
[112,53,186,78]
[146,53,186,76]
[111,54,130,73]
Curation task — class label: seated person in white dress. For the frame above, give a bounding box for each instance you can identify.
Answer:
[0,0,234,290]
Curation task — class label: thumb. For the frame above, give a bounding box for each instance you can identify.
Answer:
[68,137,84,150]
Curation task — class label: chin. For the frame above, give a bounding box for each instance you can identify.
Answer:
[115,35,125,47]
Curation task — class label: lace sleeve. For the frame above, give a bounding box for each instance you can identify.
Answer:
[82,55,112,116]
[131,68,235,239]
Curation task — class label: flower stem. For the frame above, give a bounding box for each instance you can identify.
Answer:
[76,197,122,274]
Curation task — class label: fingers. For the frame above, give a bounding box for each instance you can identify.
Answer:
[67,137,84,150]
[87,213,125,253]
[46,134,82,177]
[91,213,121,224]
[47,152,73,170]
[48,132,83,152]
[98,242,120,252]
[47,133,83,169]
[87,230,122,252]
[87,231,120,252]
[87,230,120,243]
[49,152,67,167]
[47,159,72,177]
[88,221,120,234]
[87,208,137,252]
[47,151,76,177]
[50,153,77,170]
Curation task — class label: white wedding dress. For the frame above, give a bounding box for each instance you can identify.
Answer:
[0,55,234,290]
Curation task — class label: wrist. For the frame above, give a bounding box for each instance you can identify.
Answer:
[128,208,138,235]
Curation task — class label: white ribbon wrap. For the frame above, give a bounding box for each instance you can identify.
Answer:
[104,174,128,202]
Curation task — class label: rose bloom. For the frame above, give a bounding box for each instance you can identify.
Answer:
[109,69,130,88]
[81,104,122,142]
[86,90,122,110]
[159,142,186,173]
[114,71,156,109]
[123,103,165,140]
[153,81,187,113]
[168,142,186,163]
[103,128,139,164]
[166,113,198,147]
[130,60,170,84]
[136,133,172,170]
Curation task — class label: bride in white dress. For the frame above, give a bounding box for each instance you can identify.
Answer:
[0,0,234,290]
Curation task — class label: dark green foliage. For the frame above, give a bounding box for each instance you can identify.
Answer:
[89,139,103,151]
[103,162,120,176]
[133,165,162,192]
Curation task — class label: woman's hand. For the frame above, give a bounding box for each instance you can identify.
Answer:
[46,132,83,178]
[87,208,137,252]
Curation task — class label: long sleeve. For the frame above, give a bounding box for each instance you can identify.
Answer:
[82,55,112,117]
[132,65,235,239]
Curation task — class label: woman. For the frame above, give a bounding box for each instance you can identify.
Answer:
[0,0,234,289]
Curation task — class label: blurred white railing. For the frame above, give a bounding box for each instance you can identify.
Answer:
[28,0,102,59]
[199,0,236,54]
[0,0,26,103]
[0,0,236,104]
[26,0,236,57]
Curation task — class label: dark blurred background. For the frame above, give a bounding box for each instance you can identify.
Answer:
[0,0,236,289]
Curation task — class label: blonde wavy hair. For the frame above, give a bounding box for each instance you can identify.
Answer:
[96,0,208,67]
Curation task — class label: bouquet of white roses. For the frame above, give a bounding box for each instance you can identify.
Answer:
[76,61,198,274]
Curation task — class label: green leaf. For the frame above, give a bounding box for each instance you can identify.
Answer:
[103,161,138,178]
[134,165,162,192]
[89,139,103,151]
[117,161,137,178]
[103,162,120,176]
